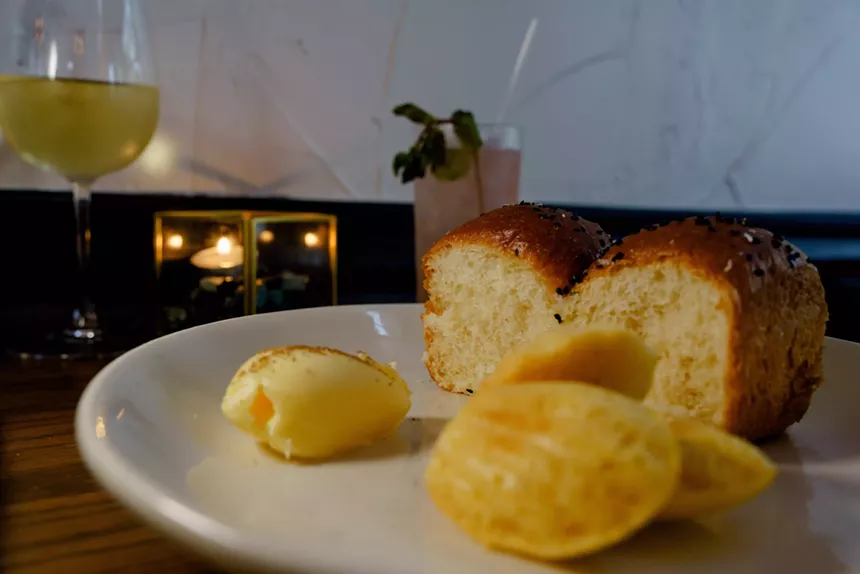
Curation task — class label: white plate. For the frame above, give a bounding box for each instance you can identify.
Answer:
[76,303,860,574]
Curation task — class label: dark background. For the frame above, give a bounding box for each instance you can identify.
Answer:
[2,189,858,352]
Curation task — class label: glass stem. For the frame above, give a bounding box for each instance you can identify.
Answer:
[71,181,98,332]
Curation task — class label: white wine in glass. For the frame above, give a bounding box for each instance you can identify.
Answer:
[0,0,160,358]
[0,78,159,180]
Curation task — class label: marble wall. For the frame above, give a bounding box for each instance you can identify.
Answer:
[1,0,859,211]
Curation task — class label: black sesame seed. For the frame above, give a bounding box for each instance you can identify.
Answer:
[751,237,762,245]
[554,313,563,324]
[598,238,606,247]
[612,252,625,262]
[563,286,571,295]
[514,248,520,257]
[753,268,765,277]
[556,287,564,295]
[466,388,474,394]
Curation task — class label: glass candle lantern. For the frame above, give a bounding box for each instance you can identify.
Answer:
[154,210,337,334]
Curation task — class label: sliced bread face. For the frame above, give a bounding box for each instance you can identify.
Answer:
[565,260,733,426]
[423,243,562,394]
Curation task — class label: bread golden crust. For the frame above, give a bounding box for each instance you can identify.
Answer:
[423,203,608,296]
[421,203,608,391]
[582,215,828,439]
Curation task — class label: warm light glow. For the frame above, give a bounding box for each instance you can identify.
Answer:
[304,232,321,248]
[166,233,183,249]
[216,236,232,255]
[95,416,106,439]
[259,229,275,244]
[138,134,176,176]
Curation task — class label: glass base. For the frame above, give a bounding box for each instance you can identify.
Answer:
[7,329,125,361]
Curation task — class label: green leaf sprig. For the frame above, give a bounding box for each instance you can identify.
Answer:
[391,103,483,184]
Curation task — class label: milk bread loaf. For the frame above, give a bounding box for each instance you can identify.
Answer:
[421,203,608,394]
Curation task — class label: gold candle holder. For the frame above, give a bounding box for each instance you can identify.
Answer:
[154,210,337,333]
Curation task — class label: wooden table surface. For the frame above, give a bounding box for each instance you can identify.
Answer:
[1,359,224,574]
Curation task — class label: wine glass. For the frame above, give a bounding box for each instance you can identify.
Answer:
[0,0,159,359]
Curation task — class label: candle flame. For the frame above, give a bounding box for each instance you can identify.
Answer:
[304,232,321,248]
[216,236,232,255]
[166,234,183,249]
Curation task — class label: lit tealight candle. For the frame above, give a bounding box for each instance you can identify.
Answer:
[191,236,244,270]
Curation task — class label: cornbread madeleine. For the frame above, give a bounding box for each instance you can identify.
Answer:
[658,415,777,519]
[422,203,608,394]
[480,325,657,399]
[221,346,411,459]
[425,383,680,560]
[566,215,828,440]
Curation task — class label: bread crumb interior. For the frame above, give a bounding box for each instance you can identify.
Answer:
[565,262,730,424]
[424,245,559,392]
